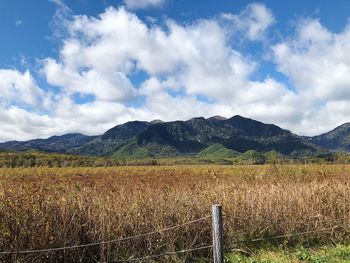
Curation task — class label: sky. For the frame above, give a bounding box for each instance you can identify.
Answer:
[1,0,350,141]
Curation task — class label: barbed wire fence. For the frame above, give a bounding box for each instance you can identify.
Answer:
[0,214,214,262]
[0,205,349,263]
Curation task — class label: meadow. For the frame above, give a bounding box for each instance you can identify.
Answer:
[0,164,349,262]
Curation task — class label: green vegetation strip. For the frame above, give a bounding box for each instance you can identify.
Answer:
[227,245,350,263]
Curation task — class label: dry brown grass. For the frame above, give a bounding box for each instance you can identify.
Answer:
[0,164,349,262]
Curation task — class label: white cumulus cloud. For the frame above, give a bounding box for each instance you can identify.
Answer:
[0,70,44,108]
[272,18,350,134]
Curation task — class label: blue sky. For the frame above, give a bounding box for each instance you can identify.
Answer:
[1,0,350,141]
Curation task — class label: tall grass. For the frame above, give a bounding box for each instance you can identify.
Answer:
[0,164,349,262]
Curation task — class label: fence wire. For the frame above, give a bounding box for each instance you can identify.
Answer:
[225,214,348,225]
[0,215,211,256]
[225,215,349,244]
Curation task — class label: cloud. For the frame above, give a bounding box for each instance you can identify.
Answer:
[49,0,72,39]
[42,6,276,103]
[123,0,166,10]
[0,69,45,108]
[0,106,54,142]
[221,3,275,41]
[272,18,350,134]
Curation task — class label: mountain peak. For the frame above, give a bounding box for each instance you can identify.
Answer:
[229,115,247,120]
[101,121,149,141]
[310,122,350,151]
[207,115,227,121]
[150,119,164,124]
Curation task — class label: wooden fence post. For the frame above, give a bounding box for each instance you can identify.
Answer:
[212,204,223,263]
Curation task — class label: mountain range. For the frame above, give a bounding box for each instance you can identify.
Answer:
[0,115,349,159]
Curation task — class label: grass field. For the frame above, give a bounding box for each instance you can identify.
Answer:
[0,164,349,262]
[227,245,350,262]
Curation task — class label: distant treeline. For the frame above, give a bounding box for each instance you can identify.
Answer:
[0,151,120,168]
[0,150,349,168]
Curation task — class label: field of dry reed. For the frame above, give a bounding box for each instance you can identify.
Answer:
[0,164,349,262]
